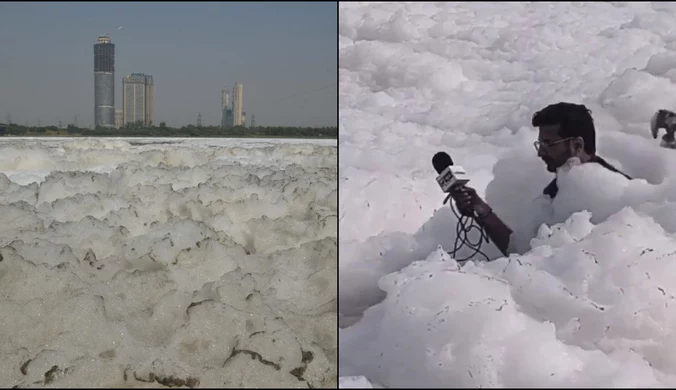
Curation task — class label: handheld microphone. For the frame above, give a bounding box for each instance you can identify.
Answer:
[431,151,490,262]
[432,152,470,195]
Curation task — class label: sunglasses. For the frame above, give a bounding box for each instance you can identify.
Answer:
[533,137,574,153]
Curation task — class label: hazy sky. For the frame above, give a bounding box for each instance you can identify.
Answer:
[0,2,337,128]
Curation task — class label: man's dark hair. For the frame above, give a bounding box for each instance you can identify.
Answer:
[532,102,596,155]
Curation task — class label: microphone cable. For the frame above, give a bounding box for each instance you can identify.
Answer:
[443,194,492,263]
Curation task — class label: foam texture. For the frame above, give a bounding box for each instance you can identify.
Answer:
[0,137,337,388]
[340,2,676,387]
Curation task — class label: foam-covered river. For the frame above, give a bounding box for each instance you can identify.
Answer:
[0,137,337,388]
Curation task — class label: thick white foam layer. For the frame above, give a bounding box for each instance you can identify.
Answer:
[0,137,336,388]
[340,2,676,387]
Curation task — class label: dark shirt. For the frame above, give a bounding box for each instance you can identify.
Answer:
[543,155,632,199]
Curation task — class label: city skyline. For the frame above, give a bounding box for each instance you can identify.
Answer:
[0,2,337,128]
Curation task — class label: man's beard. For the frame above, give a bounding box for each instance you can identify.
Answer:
[542,156,558,172]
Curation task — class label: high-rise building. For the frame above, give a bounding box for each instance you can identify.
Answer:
[242,112,247,128]
[145,75,154,126]
[225,109,233,127]
[94,35,115,128]
[115,109,123,129]
[123,73,154,126]
[233,82,243,126]
[221,89,231,128]
[251,114,255,128]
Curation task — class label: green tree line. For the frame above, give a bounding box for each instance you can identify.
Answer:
[0,123,337,139]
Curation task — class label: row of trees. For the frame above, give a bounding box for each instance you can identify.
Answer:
[0,123,337,138]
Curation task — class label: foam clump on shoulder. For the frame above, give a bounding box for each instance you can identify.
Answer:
[484,145,675,254]
[551,157,634,223]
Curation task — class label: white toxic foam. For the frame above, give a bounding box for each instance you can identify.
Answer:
[0,137,337,388]
[340,2,676,387]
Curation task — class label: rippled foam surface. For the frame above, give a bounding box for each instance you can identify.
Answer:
[0,137,337,388]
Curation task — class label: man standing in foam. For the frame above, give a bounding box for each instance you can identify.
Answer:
[451,102,632,256]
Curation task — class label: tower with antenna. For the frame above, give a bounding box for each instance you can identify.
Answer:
[197,112,202,127]
[94,34,115,128]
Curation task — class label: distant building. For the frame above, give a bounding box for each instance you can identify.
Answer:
[115,109,123,129]
[221,89,230,128]
[251,114,255,128]
[123,73,154,126]
[242,112,247,128]
[94,35,115,128]
[233,82,243,126]
[225,109,233,127]
[145,75,154,126]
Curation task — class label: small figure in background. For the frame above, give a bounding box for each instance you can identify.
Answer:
[651,109,676,149]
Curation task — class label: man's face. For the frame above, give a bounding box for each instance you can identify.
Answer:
[536,125,573,173]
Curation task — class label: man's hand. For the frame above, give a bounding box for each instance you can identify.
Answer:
[450,186,479,217]
[449,184,512,257]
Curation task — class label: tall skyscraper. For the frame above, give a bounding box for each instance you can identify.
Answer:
[94,35,115,128]
[233,82,243,126]
[123,73,154,126]
[251,114,255,128]
[242,112,247,128]
[221,89,231,128]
